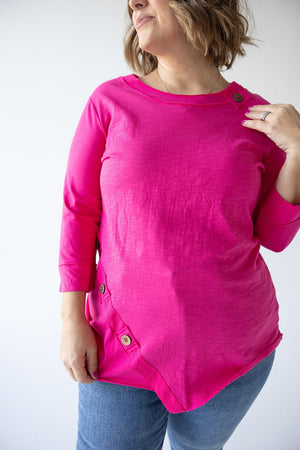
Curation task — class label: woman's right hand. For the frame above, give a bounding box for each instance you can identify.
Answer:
[60,315,99,384]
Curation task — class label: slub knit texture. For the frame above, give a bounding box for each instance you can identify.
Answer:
[58,74,300,413]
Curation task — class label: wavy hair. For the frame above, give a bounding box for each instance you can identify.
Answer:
[123,0,261,75]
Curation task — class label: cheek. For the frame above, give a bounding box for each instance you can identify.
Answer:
[158,15,182,37]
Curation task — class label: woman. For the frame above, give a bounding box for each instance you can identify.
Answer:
[59,1,300,448]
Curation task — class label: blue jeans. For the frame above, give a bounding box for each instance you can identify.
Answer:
[76,349,276,450]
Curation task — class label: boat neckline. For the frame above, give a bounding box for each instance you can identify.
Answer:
[121,73,242,105]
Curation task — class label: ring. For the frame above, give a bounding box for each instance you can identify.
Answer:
[260,111,271,121]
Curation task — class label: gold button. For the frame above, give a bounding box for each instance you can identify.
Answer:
[233,93,243,102]
[100,283,105,294]
[121,335,132,346]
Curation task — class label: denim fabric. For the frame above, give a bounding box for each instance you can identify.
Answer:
[76,349,275,450]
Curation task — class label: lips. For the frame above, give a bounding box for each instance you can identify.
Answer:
[136,15,154,29]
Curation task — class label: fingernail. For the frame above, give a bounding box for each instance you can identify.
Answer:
[93,370,99,379]
[241,120,246,124]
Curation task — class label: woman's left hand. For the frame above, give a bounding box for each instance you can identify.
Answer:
[242,103,300,157]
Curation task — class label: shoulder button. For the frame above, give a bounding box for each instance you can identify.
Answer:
[233,93,243,103]
[100,283,105,294]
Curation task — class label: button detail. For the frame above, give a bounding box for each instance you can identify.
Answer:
[121,335,132,346]
[100,283,105,294]
[233,93,243,102]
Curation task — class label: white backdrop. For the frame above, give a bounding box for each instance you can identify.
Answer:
[0,1,299,449]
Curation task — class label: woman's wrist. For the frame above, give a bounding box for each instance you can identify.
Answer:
[60,291,87,320]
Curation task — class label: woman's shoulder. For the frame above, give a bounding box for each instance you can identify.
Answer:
[89,75,126,102]
[237,81,273,107]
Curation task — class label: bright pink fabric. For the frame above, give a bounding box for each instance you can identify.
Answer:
[58,74,300,413]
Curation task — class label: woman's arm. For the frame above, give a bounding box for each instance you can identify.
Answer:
[58,96,106,293]
[60,291,86,321]
[275,151,300,205]
[253,146,300,252]
[57,92,106,383]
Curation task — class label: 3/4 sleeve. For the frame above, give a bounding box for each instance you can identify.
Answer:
[58,97,106,292]
[253,145,300,252]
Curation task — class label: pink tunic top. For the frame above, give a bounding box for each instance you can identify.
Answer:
[58,74,300,413]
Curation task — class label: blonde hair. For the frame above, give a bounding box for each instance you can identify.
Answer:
[123,0,261,75]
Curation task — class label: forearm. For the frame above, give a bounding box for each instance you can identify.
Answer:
[60,291,87,320]
[276,151,300,205]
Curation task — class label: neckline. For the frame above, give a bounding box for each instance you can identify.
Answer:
[121,73,241,105]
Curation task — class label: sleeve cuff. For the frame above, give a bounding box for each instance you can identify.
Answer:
[261,182,300,224]
[58,263,97,293]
